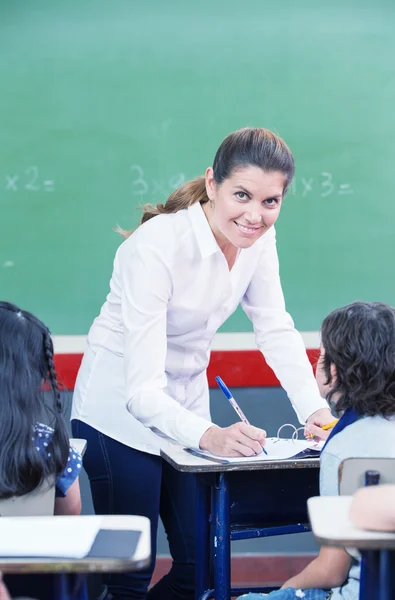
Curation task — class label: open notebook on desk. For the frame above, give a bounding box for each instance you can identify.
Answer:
[185,437,324,464]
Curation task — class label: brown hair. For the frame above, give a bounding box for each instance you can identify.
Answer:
[119,127,295,238]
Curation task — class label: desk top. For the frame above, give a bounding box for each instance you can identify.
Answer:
[69,438,87,457]
[308,496,395,550]
[160,440,320,472]
[0,515,150,574]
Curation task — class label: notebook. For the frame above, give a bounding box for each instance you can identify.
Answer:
[185,437,324,464]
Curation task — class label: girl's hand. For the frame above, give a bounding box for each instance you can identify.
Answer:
[0,573,11,600]
[199,422,266,457]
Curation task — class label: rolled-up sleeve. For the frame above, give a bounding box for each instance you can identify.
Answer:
[241,227,328,423]
[120,242,212,449]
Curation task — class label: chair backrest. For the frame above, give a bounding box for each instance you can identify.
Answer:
[0,480,55,517]
[0,437,87,517]
[339,457,395,495]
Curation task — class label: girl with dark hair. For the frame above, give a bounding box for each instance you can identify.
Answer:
[71,127,333,599]
[0,301,82,511]
[238,301,395,600]
[0,302,83,600]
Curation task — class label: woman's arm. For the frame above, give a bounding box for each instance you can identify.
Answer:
[350,485,395,531]
[120,241,214,449]
[281,546,351,590]
[240,227,330,424]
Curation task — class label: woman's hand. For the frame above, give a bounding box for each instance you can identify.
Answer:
[304,407,336,441]
[306,407,333,427]
[199,423,266,457]
[304,423,330,441]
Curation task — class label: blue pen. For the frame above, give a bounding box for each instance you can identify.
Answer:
[215,376,268,455]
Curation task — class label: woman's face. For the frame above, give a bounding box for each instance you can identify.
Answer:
[204,165,285,249]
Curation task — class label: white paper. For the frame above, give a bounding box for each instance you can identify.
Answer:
[0,516,103,558]
[194,437,324,463]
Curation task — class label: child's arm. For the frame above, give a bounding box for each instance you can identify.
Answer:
[281,546,352,590]
[54,478,82,515]
[350,485,395,531]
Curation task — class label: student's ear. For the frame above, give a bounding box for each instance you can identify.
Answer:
[205,167,215,201]
[330,363,337,384]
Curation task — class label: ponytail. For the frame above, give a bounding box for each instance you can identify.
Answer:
[117,176,209,239]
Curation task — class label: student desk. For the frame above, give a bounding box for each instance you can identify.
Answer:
[69,438,87,457]
[0,515,150,600]
[160,442,320,600]
[308,496,395,600]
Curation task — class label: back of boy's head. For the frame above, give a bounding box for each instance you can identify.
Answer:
[0,301,69,499]
[321,301,395,417]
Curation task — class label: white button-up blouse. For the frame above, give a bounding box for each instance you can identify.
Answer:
[71,201,328,454]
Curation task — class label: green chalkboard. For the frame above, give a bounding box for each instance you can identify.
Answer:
[1,0,395,334]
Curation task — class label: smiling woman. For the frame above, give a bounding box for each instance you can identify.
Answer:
[203,167,285,264]
[71,127,333,600]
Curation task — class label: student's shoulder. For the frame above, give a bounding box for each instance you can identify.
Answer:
[324,415,395,460]
[34,422,54,438]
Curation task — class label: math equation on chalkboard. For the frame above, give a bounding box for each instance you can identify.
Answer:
[1,166,354,199]
[4,166,54,193]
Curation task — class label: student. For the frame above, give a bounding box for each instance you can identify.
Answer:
[0,302,82,600]
[71,127,333,600]
[237,301,395,600]
[350,484,395,532]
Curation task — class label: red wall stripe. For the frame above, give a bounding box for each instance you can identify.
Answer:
[54,349,320,390]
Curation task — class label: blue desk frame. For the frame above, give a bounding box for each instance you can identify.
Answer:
[308,495,395,600]
[360,550,395,600]
[161,449,320,600]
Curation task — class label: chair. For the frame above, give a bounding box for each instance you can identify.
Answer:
[0,438,87,517]
[0,481,55,517]
[339,457,395,495]
[0,438,88,600]
[338,457,395,600]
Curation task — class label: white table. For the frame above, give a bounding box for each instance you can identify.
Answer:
[69,438,87,457]
[0,515,150,600]
[308,496,395,600]
[160,440,320,600]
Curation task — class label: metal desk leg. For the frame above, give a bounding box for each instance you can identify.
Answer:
[360,550,380,600]
[196,474,212,600]
[54,574,88,600]
[213,472,230,600]
[54,574,70,600]
[379,550,395,600]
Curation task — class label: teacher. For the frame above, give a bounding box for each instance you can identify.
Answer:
[71,127,332,600]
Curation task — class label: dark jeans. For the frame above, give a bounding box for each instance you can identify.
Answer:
[72,420,197,600]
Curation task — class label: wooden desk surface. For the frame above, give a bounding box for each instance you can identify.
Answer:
[160,439,320,473]
[308,496,395,550]
[0,515,150,574]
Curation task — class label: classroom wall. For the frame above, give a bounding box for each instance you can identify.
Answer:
[65,386,319,556]
[2,0,395,337]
